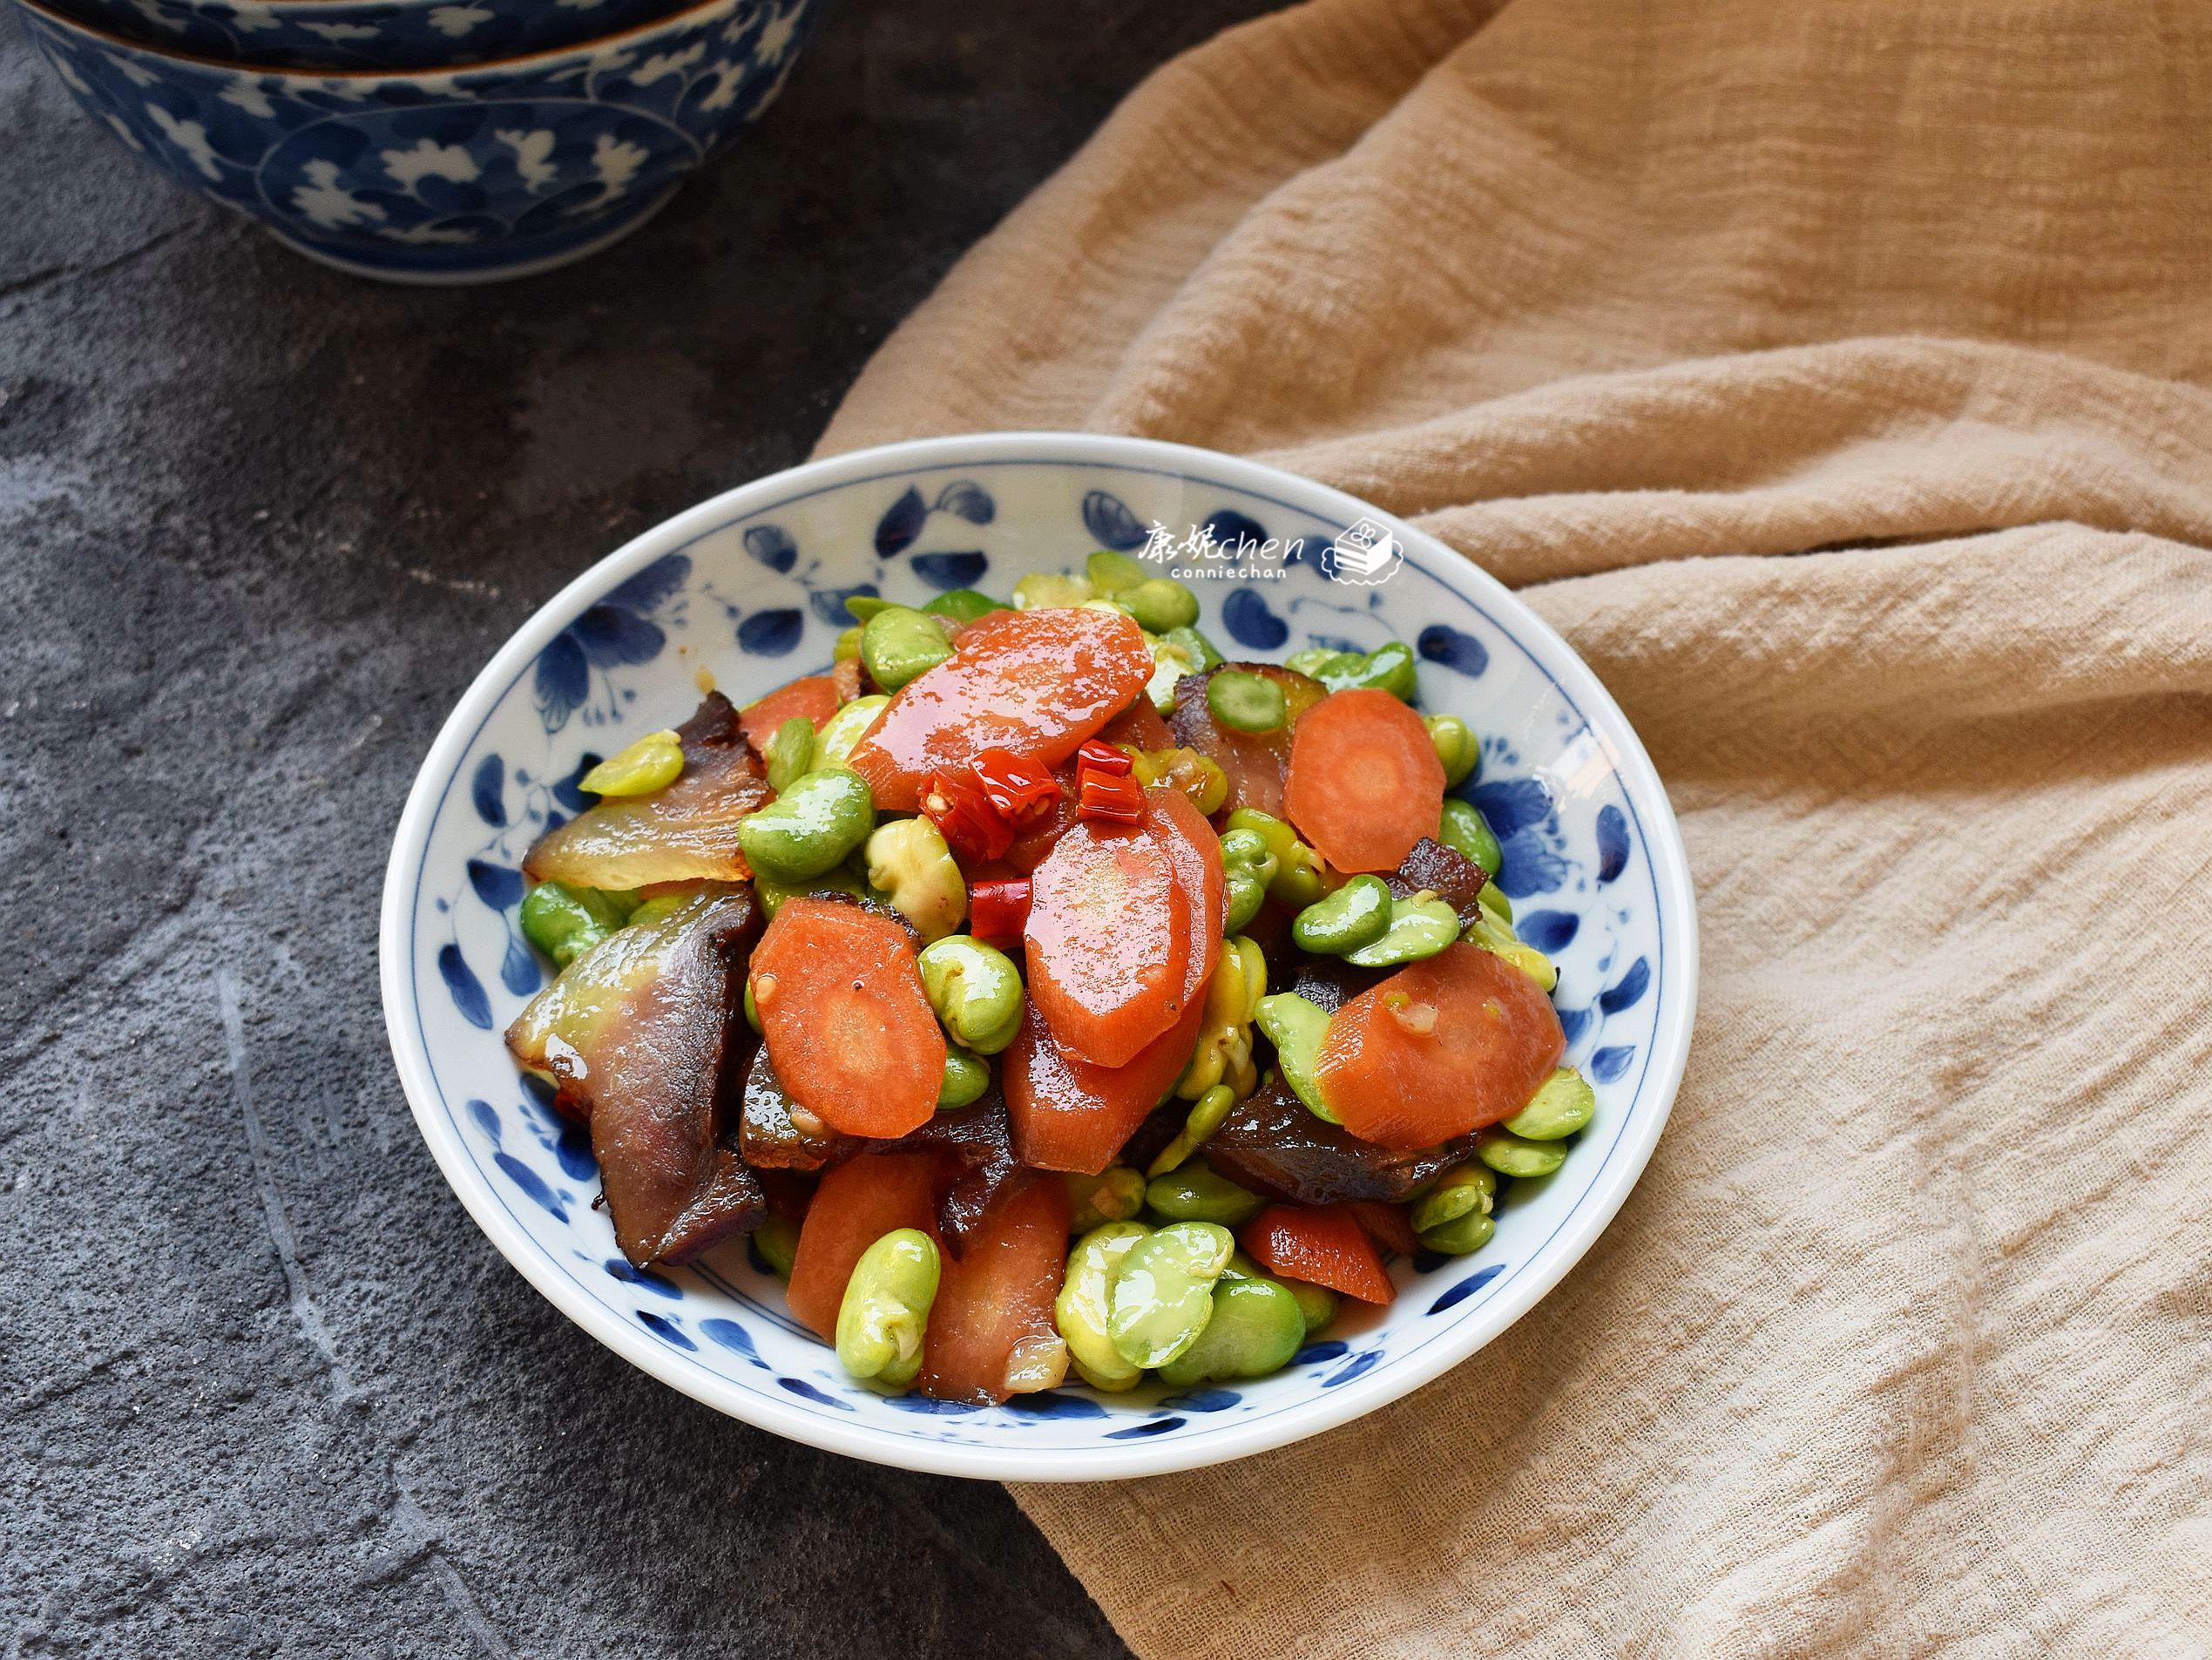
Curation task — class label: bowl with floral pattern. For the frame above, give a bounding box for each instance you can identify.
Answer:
[380,432,1699,1480]
[10,0,827,283]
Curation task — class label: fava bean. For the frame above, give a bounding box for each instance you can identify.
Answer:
[1145,631,1204,714]
[835,1229,940,1388]
[844,593,890,624]
[815,694,890,769]
[1145,1159,1264,1227]
[1316,640,1418,701]
[1282,1276,1339,1337]
[1418,1208,1496,1256]
[737,767,876,882]
[1291,875,1393,955]
[742,976,761,1033]
[1224,810,1325,907]
[923,588,1004,624]
[1161,624,1222,673]
[518,880,631,967]
[1254,993,1336,1123]
[1207,670,1288,734]
[865,816,966,942]
[751,1214,800,1279]
[915,936,1025,1054]
[1282,646,1340,679]
[1013,572,1093,610]
[1465,911,1558,992]
[861,605,955,693]
[1155,1276,1304,1386]
[1055,1223,1150,1391]
[1003,1334,1070,1396]
[1477,879,1512,923]
[1410,1162,1496,1235]
[1344,894,1459,967]
[1147,1084,1236,1178]
[578,728,683,797]
[937,1047,991,1110]
[1502,1067,1594,1141]
[751,866,871,920]
[1475,1127,1569,1179]
[1438,797,1502,875]
[764,716,815,794]
[1126,746,1228,816]
[1065,1167,1147,1232]
[1106,1221,1235,1369]
[1425,715,1479,788]
[1176,936,1265,1101]
[1125,577,1200,634]
[834,626,862,662]
[626,894,686,929]
[1086,550,1148,595]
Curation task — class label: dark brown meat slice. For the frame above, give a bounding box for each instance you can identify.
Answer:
[1385,835,1491,930]
[1167,665,1322,820]
[912,1102,1023,1258]
[739,1043,852,1172]
[578,889,768,1265]
[1204,1070,1469,1208]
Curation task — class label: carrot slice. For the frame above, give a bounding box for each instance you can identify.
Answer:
[1147,786,1226,1014]
[785,1153,943,1337]
[919,1172,1072,1404]
[1349,1200,1420,1258]
[750,898,946,1139]
[1241,1204,1397,1304]
[1316,941,1565,1148]
[1098,698,1173,750]
[1024,819,1187,1067]
[1283,688,1446,873]
[846,608,1154,811]
[738,674,845,756]
[1005,996,1208,1174]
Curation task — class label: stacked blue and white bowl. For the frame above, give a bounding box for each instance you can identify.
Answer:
[9,0,829,281]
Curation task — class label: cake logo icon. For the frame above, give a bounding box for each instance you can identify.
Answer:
[1322,517,1404,586]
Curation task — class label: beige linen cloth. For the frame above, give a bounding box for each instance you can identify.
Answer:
[816,1,2212,1653]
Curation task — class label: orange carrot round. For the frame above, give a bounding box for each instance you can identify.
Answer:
[738,674,845,757]
[1005,997,1208,1174]
[847,608,1154,811]
[1241,1204,1397,1304]
[1282,688,1446,873]
[1315,941,1565,1148]
[750,898,946,1139]
[1024,820,1188,1067]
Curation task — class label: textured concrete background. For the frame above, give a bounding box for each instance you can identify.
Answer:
[0,3,1275,1651]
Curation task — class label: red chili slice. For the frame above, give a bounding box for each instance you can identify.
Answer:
[970,748,1063,826]
[968,877,1032,946]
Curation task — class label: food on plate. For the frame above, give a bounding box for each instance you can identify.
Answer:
[504,564,1589,1402]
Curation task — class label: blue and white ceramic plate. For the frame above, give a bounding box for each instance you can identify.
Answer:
[379,433,1699,1480]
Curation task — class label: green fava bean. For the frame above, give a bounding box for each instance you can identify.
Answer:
[815,694,890,768]
[1291,874,1393,955]
[1282,1276,1339,1337]
[1418,1208,1497,1256]
[833,626,862,662]
[752,1214,800,1279]
[1056,1223,1151,1391]
[1106,1221,1235,1369]
[844,593,890,624]
[764,716,816,793]
[1218,827,1280,885]
[1344,895,1459,967]
[1086,550,1148,595]
[1161,624,1222,672]
[1147,1083,1235,1177]
[1425,715,1480,789]
[835,1228,941,1388]
[1207,669,1287,734]
[1465,911,1557,992]
[1013,572,1094,610]
[1503,1067,1595,1141]
[1317,640,1417,701]
[1125,577,1201,634]
[923,588,1004,624]
[1475,1127,1570,1180]
[1223,867,1268,933]
[738,767,876,882]
[1226,810,1325,906]
[865,816,966,942]
[626,894,687,929]
[1145,1159,1263,1227]
[861,605,955,693]
[937,1047,991,1110]
[1065,1168,1147,1232]
[518,881,630,967]
[1477,879,1512,924]
[1410,1162,1496,1235]
[1254,993,1337,1123]
[1282,646,1339,678]
[915,936,1025,1054]
[1438,797,1503,876]
[1155,1276,1305,1387]
[579,728,684,797]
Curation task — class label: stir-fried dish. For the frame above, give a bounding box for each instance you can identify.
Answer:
[506,553,1587,1404]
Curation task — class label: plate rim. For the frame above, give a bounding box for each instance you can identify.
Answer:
[378,430,1700,1481]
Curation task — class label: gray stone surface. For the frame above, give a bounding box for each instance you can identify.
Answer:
[0,3,1275,1650]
